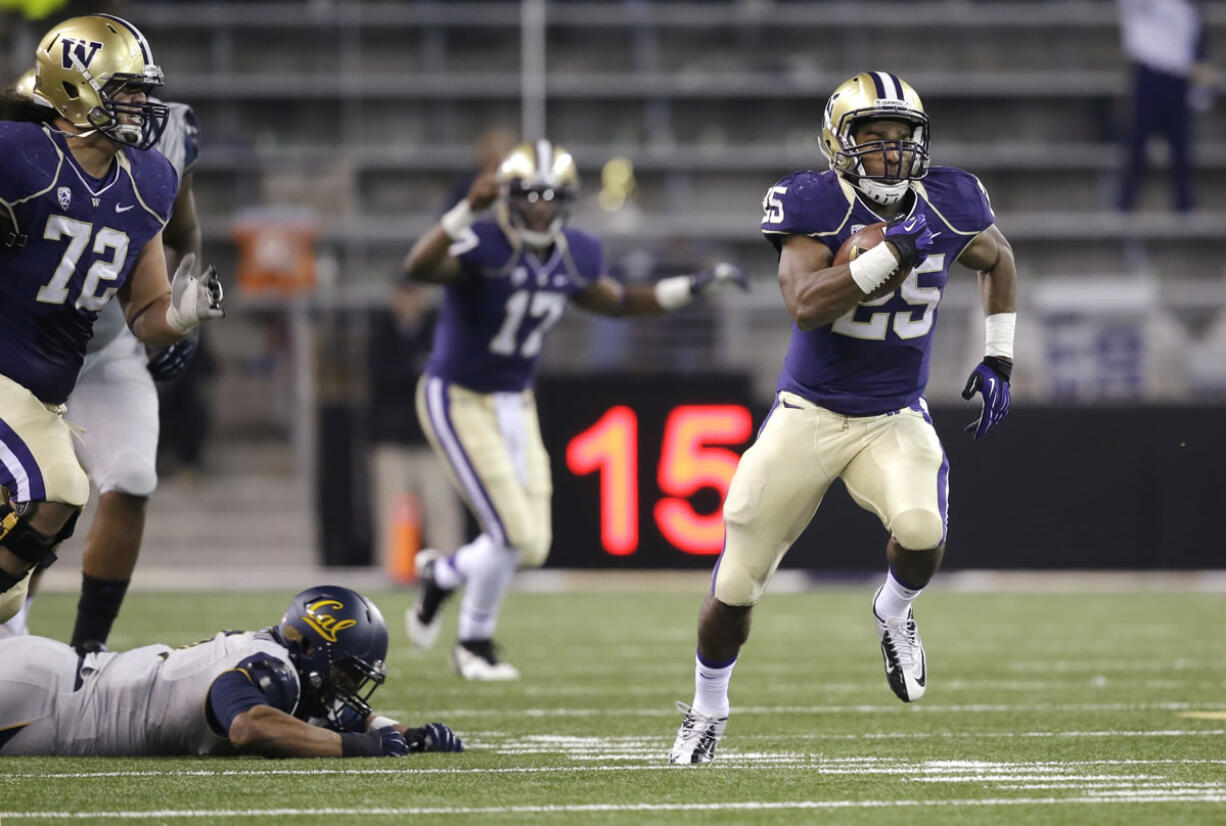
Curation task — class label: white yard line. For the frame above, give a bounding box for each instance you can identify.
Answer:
[5,795,1226,819]
[8,756,1226,781]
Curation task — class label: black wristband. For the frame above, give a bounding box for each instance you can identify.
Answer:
[983,356,1013,383]
[340,729,381,757]
[885,237,920,271]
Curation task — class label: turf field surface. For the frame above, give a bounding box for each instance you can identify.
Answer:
[2,581,1224,824]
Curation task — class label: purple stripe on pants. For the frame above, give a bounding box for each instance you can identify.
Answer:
[425,376,508,547]
[0,415,46,501]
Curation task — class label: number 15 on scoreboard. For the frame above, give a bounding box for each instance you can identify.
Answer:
[565,404,752,557]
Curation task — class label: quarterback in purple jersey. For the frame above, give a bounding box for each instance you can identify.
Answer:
[403,140,747,680]
[0,15,224,625]
[670,72,1018,764]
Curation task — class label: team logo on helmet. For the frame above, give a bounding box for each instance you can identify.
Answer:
[301,598,357,643]
[59,37,103,70]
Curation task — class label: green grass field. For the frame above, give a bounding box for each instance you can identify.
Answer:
[2,583,1224,824]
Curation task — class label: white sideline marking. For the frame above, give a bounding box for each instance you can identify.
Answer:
[6,796,1226,819]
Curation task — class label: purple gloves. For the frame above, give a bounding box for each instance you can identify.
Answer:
[961,356,1012,439]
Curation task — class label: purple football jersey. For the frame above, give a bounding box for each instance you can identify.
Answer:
[0,122,177,404]
[761,167,995,416]
[425,221,602,392]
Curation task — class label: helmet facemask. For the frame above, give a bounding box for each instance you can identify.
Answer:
[833,112,929,206]
[78,67,168,150]
[502,181,577,248]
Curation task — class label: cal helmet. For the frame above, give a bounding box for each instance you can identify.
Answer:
[820,71,930,206]
[33,14,168,150]
[497,139,580,247]
[273,585,389,727]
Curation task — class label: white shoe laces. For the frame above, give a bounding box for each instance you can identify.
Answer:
[884,615,920,671]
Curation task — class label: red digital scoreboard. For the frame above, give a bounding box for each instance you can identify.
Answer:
[536,373,758,568]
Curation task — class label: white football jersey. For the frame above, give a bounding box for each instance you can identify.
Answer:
[55,630,297,756]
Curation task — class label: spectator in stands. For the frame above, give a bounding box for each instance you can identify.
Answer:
[366,283,465,575]
[1116,0,1215,212]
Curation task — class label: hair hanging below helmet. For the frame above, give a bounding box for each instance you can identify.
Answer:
[820,71,930,206]
[274,585,389,727]
[496,139,580,247]
[33,14,168,150]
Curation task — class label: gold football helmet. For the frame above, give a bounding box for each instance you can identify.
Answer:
[33,14,168,150]
[496,140,580,247]
[12,69,36,99]
[820,72,930,206]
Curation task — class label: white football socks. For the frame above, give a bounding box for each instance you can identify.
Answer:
[434,534,493,590]
[457,540,519,641]
[874,569,923,620]
[691,653,737,718]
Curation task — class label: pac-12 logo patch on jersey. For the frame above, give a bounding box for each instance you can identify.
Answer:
[59,37,104,70]
[57,187,71,210]
[302,599,357,642]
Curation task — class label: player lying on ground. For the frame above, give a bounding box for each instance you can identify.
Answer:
[0,585,462,757]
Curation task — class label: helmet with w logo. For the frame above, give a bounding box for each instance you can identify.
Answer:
[33,14,168,150]
[820,71,930,206]
[274,585,389,725]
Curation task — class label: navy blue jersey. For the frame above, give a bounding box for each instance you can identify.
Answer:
[425,221,602,393]
[761,167,995,415]
[0,122,177,403]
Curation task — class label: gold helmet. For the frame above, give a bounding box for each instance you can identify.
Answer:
[496,140,580,247]
[33,14,168,150]
[820,71,930,206]
[12,69,36,99]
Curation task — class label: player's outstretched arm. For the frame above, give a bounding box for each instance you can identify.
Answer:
[404,169,499,284]
[228,704,353,757]
[573,262,747,317]
[956,224,1017,439]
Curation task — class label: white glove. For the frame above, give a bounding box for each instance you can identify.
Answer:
[165,253,225,334]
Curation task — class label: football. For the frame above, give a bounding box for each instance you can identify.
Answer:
[834,221,907,300]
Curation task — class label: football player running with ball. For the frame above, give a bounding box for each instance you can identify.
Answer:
[669,71,1017,764]
[403,140,747,680]
[0,585,462,757]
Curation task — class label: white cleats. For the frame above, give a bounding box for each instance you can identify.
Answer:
[405,549,447,650]
[873,587,927,703]
[668,701,728,764]
[452,639,520,681]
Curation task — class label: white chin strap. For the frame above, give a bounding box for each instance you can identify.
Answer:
[856,178,910,206]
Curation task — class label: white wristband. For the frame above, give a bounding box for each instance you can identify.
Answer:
[369,715,399,732]
[440,200,474,241]
[847,242,900,294]
[984,312,1016,359]
[654,275,693,310]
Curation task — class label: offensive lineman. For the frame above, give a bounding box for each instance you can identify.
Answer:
[0,585,463,757]
[0,60,205,653]
[0,14,224,624]
[403,140,747,679]
[669,72,1018,763]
